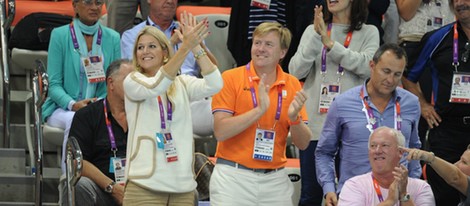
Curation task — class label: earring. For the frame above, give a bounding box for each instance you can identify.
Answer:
[163,57,169,64]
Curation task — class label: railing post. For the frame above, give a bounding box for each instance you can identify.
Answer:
[0,0,15,148]
[65,136,82,206]
[33,60,48,206]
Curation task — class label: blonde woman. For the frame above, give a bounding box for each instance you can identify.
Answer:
[122,20,222,205]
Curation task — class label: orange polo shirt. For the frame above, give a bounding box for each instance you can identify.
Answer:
[212,62,308,169]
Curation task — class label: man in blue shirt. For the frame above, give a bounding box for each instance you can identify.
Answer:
[315,43,422,206]
[121,0,206,77]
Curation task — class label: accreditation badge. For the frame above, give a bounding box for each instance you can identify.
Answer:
[318,83,341,113]
[82,55,105,83]
[163,132,178,163]
[110,157,126,184]
[433,16,443,28]
[253,128,275,162]
[251,0,271,9]
[449,72,470,104]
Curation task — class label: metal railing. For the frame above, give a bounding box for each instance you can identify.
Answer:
[0,0,15,148]
[65,136,82,206]
[32,59,48,206]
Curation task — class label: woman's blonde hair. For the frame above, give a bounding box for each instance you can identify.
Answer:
[132,26,179,109]
[132,26,174,73]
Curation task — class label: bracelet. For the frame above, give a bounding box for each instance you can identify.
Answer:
[427,152,436,165]
[194,49,207,60]
[288,116,301,126]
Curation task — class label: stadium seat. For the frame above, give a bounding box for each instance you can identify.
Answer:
[195,14,236,72]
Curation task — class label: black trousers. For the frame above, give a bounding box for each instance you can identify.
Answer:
[400,41,432,151]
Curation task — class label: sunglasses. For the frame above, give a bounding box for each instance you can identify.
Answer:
[79,0,104,6]
[462,42,470,63]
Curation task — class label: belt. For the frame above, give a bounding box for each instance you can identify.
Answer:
[462,116,470,125]
[442,116,470,126]
[216,158,283,174]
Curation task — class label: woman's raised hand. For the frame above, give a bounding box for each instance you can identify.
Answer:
[175,13,209,51]
[313,5,326,37]
[172,11,199,45]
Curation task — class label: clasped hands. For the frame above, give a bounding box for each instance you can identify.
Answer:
[170,11,209,51]
[313,5,334,50]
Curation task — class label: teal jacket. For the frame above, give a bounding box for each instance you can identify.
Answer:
[42,22,121,122]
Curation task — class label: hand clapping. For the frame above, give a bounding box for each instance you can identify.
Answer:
[288,90,307,121]
[175,11,209,51]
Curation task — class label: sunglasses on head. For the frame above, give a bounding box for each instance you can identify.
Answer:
[79,0,104,6]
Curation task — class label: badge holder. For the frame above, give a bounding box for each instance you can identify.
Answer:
[450,72,470,104]
[318,83,341,113]
[251,0,271,10]
[81,55,105,83]
[156,131,178,163]
[111,157,126,184]
[253,128,276,162]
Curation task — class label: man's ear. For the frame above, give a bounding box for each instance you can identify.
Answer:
[106,77,113,88]
[280,48,287,60]
[369,60,375,71]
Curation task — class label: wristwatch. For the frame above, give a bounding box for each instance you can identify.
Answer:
[400,193,411,202]
[104,181,115,194]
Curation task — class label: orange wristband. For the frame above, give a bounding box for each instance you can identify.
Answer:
[288,116,301,126]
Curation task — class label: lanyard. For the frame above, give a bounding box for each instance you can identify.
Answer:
[321,24,353,80]
[372,176,385,202]
[69,22,103,54]
[157,95,173,130]
[103,99,117,157]
[245,63,283,129]
[70,22,103,100]
[360,86,402,132]
[452,23,460,71]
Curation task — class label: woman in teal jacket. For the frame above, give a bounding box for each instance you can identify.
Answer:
[42,0,121,173]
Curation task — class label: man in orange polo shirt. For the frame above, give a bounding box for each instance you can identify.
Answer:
[210,22,312,206]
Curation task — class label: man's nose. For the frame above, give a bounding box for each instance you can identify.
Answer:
[375,145,382,153]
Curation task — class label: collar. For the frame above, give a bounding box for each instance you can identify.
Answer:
[248,61,287,87]
[361,78,401,103]
[146,17,178,32]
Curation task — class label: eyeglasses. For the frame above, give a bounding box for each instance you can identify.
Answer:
[461,42,470,63]
[79,0,104,6]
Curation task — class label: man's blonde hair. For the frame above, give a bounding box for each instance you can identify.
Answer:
[253,22,292,51]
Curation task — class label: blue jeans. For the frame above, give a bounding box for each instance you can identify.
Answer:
[299,140,323,206]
